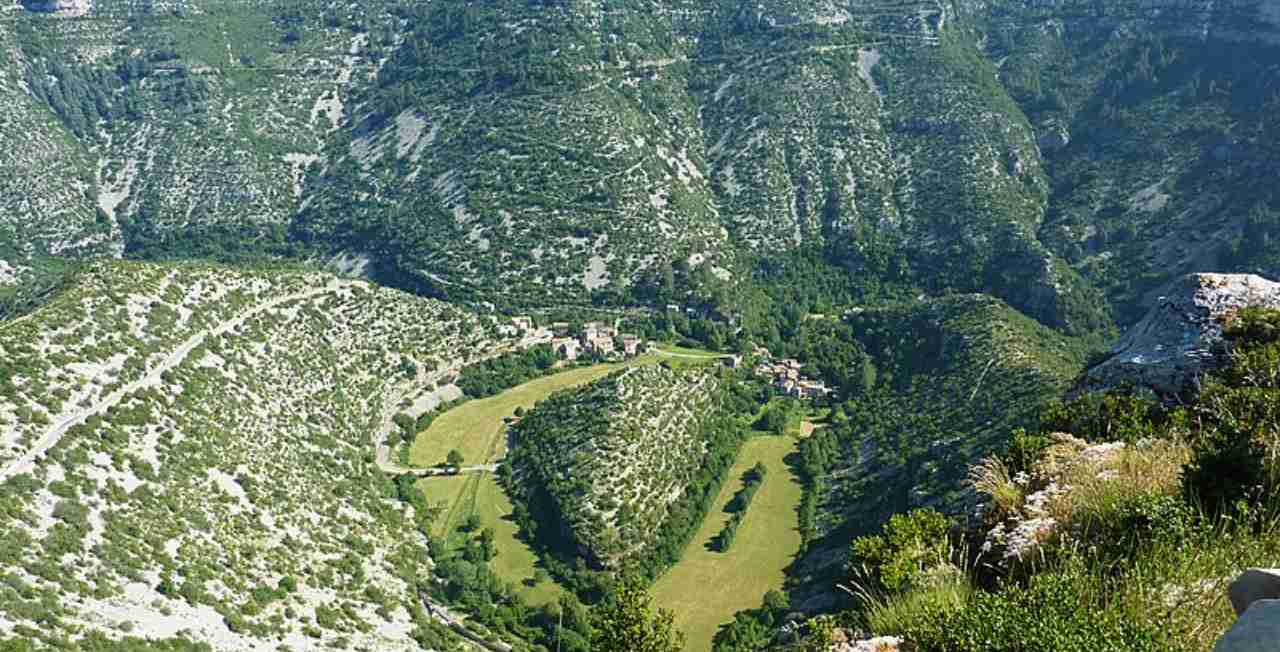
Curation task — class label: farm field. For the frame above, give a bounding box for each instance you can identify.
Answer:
[409,361,627,467]
[409,360,653,606]
[650,434,805,652]
[652,343,728,358]
[417,473,564,606]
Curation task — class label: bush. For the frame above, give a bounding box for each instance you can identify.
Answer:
[849,509,953,594]
[1003,428,1050,475]
[899,570,1167,652]
[1183,384,1280,511]
[1039,392,1160,444]
[1223,307,1280,345]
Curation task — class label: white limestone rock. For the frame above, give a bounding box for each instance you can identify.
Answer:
[1084,274,1280,395]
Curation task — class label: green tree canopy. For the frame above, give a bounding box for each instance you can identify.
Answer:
[590,576,684,652]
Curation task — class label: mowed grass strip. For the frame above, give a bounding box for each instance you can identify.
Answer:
[650,435,804,652]
[474,476,564,605]
[652,344,727,358]
[409,362,624,468]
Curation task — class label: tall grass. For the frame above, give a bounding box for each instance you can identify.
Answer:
[856,512,1280,651]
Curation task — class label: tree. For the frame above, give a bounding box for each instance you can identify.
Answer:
[446,449,464,468]
[758,406,787,435]
[590,576,684,652]
[762,589,789,614]
[478,527,497,562]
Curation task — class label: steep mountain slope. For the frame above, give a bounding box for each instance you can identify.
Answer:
[2,0,398,265]
[974,0,1280,323]
[0,260,510,649]
[9,0,1280,332]
[0,21,110,288]
[295,0,1103,328]
[786,294,1086,610]
[294,1,731,303]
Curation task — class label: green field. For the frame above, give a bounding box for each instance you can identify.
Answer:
[409,362,626,467]
[410,361,646,606]
[418,474,563,605]
[651,435,805,652]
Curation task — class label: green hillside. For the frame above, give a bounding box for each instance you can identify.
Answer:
[9,0,1280,328]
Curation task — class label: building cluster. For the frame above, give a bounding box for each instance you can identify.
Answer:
[752,353,832,400]
[507,318,645,361]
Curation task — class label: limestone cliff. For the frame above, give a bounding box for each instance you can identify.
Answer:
[1084,273,1280,394]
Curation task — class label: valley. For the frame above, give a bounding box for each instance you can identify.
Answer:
[6,0,1280,650]
[403,357,812,645]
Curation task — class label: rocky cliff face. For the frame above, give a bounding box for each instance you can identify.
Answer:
[1084,273,1280,394]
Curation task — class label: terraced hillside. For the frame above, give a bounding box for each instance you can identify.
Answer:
[9,0,1280,331]
[507,364,724,570]
[0,260,513,649]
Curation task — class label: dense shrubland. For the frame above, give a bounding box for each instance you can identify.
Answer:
[456,345,560,398]
[504,365,759,576]
[0,260,507,649]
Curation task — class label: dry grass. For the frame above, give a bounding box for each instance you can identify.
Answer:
[1109,517,1280,650]
[968,456,1023,520]
[1039,438,1190,532]
[861,567,973,640]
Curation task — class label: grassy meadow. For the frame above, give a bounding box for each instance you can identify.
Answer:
[409,361,626,467]
[651,435,805,652]
[418,473,564,606]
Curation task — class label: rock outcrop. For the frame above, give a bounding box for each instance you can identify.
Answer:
[20,0,90,15]
[829,630,913,652]
[1218,568,1280,651]
[1084,274,1280,395]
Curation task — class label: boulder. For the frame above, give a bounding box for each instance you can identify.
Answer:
[1037,124,1071,152]
[830,633,912,652]
[1084,274,1280,395]
[1216,599,1280,652]
[20,0,90,15]
[1229,569,1280,616]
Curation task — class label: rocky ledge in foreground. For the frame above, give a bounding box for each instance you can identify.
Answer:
[1084,273,1280,396]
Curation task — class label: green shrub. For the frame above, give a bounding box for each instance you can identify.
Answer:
[1090,494,1197,562]
[1039,392,1160,444]
[1002,428,1050,475]
[903,570,1167,652]
[1183,384,1280,511]
[1223,307,1280,346]
[849,509,953,594]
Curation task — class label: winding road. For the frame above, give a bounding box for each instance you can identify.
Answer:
[0,282,342,484]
